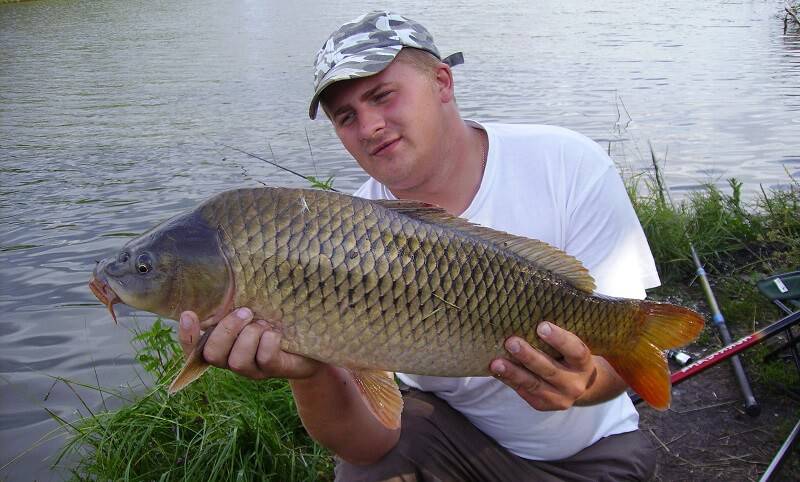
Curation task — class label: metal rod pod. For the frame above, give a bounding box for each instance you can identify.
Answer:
[690,246,760,417]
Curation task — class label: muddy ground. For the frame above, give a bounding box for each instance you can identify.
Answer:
[639,340,800,481]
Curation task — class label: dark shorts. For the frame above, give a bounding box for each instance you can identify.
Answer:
[335,388,656,482]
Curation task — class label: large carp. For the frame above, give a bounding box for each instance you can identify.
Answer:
[90,187,703,428]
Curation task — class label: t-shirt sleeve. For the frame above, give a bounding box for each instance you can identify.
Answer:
[565,163,661,299]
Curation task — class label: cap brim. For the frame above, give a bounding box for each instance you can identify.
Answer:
[309,46,403,120]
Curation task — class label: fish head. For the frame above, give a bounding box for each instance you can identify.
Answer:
[90,210,234,324]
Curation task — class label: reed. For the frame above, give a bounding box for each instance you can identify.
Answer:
[785,2,800,31]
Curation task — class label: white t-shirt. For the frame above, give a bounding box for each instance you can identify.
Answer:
[353,122,661,461]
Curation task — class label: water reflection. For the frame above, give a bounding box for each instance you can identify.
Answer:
[780,26,800,113]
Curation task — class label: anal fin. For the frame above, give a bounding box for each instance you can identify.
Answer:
[605,343,670,410]
[349,369,403,430]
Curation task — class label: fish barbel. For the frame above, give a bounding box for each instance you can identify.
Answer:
[89,187,704,428]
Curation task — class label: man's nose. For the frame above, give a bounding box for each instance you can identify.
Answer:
[358,107,385,139]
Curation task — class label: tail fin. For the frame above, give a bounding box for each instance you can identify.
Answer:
[168,326,214,394]
[604,302,704,410]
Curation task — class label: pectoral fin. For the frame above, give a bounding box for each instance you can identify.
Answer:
[168,326,215,395]
[349,369,403,430]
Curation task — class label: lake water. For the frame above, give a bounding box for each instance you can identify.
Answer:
[1,0,798,479]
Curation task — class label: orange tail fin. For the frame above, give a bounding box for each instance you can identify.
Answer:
[604,302,704,410]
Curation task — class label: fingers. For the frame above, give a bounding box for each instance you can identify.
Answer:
[489,338,551,397]
[227,321,270,378]
[178,311,202,359]
[535,322,592,369]
[227,320,317,379]
[203,307,254,368]
[255,326,321,379]
[490,355,565,410]
[489,322,597,411]
[505,333,560,381]
[195,308,323,380]
[253,325,284,373]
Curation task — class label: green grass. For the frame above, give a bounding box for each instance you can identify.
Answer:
[305,175,336,191]
[628,172,798,285]
[52,320,333,481]
[629,163,798,285]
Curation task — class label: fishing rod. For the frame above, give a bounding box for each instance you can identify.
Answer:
[650,147,759,415]
[215,141,341,193]
[671,310,800,387]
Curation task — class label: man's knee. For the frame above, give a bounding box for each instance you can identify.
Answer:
[334,393,447,482]
[334,452,420,482]
[333,423,430,482]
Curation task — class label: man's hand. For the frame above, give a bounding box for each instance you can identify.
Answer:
[490,322,625,411]
[177,308,321,380]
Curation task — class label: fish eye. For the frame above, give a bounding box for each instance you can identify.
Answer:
[118,252,130,263]
[135,254,152,274]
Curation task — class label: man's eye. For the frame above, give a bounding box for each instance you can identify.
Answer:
[338,112,354,126]
[374,91,391,102]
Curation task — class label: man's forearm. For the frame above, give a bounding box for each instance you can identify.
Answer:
[290,365,400,464]
[574,356,629,406]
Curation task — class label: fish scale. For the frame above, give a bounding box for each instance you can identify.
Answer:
[197,188,635,375]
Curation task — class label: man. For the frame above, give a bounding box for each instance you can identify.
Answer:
[179,11,659,481]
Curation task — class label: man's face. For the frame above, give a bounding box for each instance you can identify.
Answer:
[321,58,450,192]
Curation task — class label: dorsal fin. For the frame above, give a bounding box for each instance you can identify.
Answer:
[373,199,596,293]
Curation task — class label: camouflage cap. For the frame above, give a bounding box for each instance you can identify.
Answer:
[309,11,464,119]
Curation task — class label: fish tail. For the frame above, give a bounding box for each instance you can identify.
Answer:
[604,302,704,410]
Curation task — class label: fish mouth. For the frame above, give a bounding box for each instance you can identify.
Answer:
[89,276,121,323]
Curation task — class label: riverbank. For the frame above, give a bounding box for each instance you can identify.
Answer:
[630,170,799,480]
[42,176,800,481]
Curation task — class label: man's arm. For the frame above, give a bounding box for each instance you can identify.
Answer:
[290,366,401,464]
[178,309,400,464]
[490,321,627,411]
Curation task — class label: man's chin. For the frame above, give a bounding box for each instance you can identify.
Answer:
[378,173,425,195]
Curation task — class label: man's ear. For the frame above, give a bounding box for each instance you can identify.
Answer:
[433,64,455,103]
